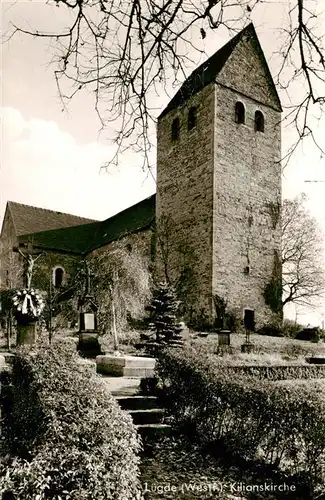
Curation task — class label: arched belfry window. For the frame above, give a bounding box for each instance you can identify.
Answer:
[235,101,245,124]
[188,106,197,130]
[171,117,180,141]
[53,267,64,288]
[255,110,265,132]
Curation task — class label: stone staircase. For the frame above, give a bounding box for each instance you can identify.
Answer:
[104,378,171,439]
[117,394,170,438]
[96,354,171,438]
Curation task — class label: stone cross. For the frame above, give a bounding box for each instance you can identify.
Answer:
[13,242,43,289]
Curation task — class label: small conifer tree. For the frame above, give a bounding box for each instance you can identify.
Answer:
[147,282,183,345]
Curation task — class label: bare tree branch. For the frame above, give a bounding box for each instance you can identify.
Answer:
[282,195,325,308]
[276,0,325,167]
[6,0,324,168]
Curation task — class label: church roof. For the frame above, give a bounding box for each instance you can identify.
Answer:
[5,201,97,237]
[159,23,282,117]
[18,194,156,255]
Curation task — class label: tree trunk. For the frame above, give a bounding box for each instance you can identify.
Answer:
[111,298,119,352]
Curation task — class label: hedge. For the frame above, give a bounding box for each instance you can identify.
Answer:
[211,364,325,380]
[0,339,142,500]
[156,346,325,495]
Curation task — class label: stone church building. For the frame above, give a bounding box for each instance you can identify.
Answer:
[0,24,282,329]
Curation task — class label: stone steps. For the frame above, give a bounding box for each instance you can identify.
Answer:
[117,395,161,410]
[129,408,165,425]
[113,385,171,438]
[136,423,172,438]
[96,355,171,438]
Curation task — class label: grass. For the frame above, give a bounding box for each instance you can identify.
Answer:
[95,328,325,361]
[188,333,325,362]
[2,327,325,363]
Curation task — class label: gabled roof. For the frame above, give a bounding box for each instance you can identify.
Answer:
[159,23,281,117]
[18,194,156,255]
[5,201,97,237]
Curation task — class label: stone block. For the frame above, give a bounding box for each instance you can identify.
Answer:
[96,355,156,377]
[123,368,156,378]
[117,395,160,411]
[129,408,164,425]
[17,322,37,346]
[124,356,156,369]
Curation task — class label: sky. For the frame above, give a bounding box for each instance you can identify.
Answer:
[1,0,324,325]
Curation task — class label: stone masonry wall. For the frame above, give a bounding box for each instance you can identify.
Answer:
[89,229,153,263]
[32,252,81,293]
[212,36,282,328]
[216,30,281,111]
[32,252,82,328]
[0,210,23,290]
[156,32,282,327]
[156,84,216,322]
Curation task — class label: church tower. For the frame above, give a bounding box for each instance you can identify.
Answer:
[156,24,282,328]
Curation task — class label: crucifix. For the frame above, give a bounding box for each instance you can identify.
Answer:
[78,261,98,335]
[13,242,43,289]
[82,260,94,296]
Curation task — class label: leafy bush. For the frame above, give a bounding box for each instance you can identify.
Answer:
[282,319,304,338]
[156,346,325,494]
[257,321,284,337]
[296,327,320,343]
[0,339,142,500]
[100,329,141,354]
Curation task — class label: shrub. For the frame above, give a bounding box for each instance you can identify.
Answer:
[257,321,283,337]
[282,319,304,338]
[100,329,141,354]
[156,346,325,493]
[296,327,320,343]
[0,340,142,500]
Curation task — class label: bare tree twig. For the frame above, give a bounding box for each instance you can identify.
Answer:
[6,0,324,168]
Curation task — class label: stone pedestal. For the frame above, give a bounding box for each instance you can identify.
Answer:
[77,332,103,358]
[16,318,37,346]
[15,312,38,346]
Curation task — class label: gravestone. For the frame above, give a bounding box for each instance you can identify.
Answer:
[216,329,232,354]
[77,261,103,358]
